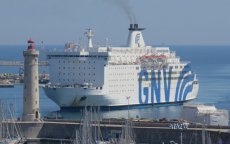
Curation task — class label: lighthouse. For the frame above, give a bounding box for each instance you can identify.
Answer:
[22,38,40,121]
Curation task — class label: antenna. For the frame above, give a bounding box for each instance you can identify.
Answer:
[105,38,109,48]
[41,41,45,66]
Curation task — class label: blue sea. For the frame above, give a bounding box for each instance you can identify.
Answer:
[0,45,230,120]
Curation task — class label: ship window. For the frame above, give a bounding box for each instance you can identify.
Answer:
[175,66,178,69]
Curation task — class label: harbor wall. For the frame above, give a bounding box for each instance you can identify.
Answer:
[1,120,230,143]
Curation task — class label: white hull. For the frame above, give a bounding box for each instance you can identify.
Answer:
[43,80,199,107]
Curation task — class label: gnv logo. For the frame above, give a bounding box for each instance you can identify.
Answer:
[135,33,140,44]
[138,65,194,104]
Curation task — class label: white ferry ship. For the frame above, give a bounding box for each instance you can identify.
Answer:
[43,24,199,108]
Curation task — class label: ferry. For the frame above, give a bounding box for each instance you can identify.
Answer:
[43,24,199,108]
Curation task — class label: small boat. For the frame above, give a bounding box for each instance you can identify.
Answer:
[0,80,14,88]
[0,102,26,144]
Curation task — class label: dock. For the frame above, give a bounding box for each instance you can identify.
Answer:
[0,73,49,84]
[0,60,48,66]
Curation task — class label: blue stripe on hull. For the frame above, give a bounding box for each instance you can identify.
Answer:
[151,70,161,103]
[163,67,172,102]
[60,100,194,111]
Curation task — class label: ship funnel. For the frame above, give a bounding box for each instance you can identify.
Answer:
[127,24,145,48]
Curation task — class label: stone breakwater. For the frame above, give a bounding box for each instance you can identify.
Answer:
[1,119,230,143]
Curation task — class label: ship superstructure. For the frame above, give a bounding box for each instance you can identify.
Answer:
[43,24,199,108]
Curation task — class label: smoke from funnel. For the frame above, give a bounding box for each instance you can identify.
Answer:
[117,0,137,23]
[107,0,137,24]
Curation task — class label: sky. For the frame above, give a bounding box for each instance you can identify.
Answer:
[0,0,229,45]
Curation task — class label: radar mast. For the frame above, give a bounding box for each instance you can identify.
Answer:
[85,28,94,48]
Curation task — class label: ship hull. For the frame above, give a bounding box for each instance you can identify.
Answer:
[43,82,199,108]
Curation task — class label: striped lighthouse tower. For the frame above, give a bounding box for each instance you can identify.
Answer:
[22,38,40,121]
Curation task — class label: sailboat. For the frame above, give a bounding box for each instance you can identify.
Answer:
[118,120,135,144]
[72,107,109,144]
[0,101,25,144]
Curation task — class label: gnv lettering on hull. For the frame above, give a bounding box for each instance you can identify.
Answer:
[138,65,194,104]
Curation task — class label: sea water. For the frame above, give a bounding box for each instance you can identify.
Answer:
[0,45,230,120]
